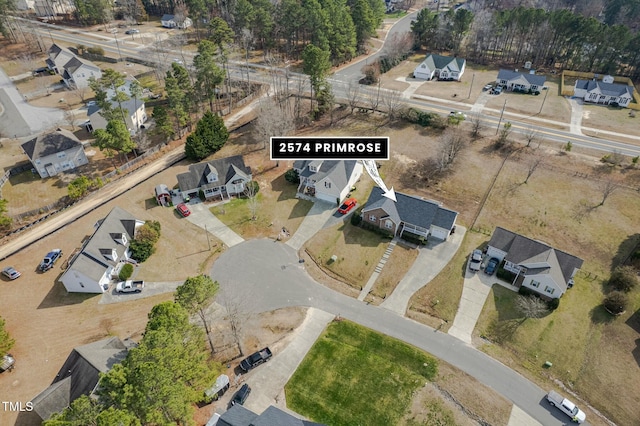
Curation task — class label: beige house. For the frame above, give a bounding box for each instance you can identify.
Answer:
[21,129,88,178]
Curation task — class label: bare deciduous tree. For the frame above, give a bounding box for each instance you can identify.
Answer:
[524,126,539,147]
[218,288,250,357]
[382,32,414,63]
[469,113,482,139]
[253,97,296,149]
[366,81,382,113]
[436,129,467,173]
[244,181,259,220]
[524,152,544,184]
[346,82,362,114]
[380,89,406,122]
[516,295,549,319]
[598,178,621,206]
[63,108,76,130]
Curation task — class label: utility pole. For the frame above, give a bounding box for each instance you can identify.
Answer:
[467,73,475,99]
[112,29,123,62]
[538,88,549,115]
[204,224,211,250]
[496,99,507,135]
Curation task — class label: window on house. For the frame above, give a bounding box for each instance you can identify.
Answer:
[369,215,376,221]
[385,220,393,229]
[57,152,66,158]
[530,280,540,288]
[325,182,331,188]
[544,286,554,295]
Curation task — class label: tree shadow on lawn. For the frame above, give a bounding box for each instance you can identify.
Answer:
[610,233,640,272]
[588,304,616,325]
[342,223,390,248]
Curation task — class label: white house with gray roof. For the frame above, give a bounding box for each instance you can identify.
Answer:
[413,54,466,81]
[216,404,326,426]
[496,69,546,93]
[293,160,363,204]
[486,227,584,299]
[60,207,144,293]
[176,155,252,200]
[86,98,147,135]
[574,79,634,107]
[46,43,75,75]
[361,187,458,241]
[21,128,88,178]
[61,56,101,89]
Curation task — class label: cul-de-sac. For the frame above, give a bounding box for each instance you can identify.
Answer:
[1,0,640,425]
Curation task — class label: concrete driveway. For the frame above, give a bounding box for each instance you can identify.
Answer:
[186,202,245,248]
[380,226,466,315]
[447,265,496,344]
[0,68,64,137]
[286,200,335,251]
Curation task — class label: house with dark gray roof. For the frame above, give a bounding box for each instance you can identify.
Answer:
[413,54,466,81]
[86,97,148,134]
[293,160,363,204]
[214,404,325,426]
[486,227,584,299]
[21,128,88,178]
[30,336,134,421]
[60,207,144,293]
[361,187,458,241]
[46,43,75,75]
[61,56,101,89]
[574,79,634,107]
[496,69,546,93]
[177,155,252,201]
[161,14,193,28]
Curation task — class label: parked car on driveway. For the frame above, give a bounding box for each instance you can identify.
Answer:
[485,257,499,275]
[338,198,357,215]
[482,83,493,91]
[2,266,21,280]
[230,383,251,406]
[176,203,191,217]
[39,249,62,272]
[125,29,140,34]
[469,250,483,272]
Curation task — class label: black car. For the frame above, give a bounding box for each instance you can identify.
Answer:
[485,257,500,275]
[39,249,62,272]
[230,384,251,406]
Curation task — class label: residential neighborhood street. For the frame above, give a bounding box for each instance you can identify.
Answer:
[209,238,571,426]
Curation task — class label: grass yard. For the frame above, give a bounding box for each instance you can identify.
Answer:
[211,172,313,239]
[305,222,390,290]
[581,103,640,138]
[367,244,418,304]
[3,170,70,216]
[285,320,438,426]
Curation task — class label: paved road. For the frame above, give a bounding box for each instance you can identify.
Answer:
[0,67,63,137]
[210,238,572,426]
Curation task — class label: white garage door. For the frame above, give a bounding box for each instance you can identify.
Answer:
[430,227,449,241]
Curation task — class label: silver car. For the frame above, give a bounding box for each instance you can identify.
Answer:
[469,250,483,272]
[2,266,21,280]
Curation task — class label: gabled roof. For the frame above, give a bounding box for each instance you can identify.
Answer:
[63,56,100,74]
[48,43,74,60]
[218,405,325,426]
[161,14,175,21]
[21,128,83,161]
[31,337,131,420]
[177,155,252,192]
[293,160,358,192]
[65,207,140,283]
[575,79,634,97]
[426,54,465,71]
[88,98,146,120]
[497,69,546,87]
[362,187,458,232]
[488,227,584,289]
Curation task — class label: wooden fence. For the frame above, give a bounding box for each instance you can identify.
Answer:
[561,70,640,110]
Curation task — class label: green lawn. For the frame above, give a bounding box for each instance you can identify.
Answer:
[286,320,437,426]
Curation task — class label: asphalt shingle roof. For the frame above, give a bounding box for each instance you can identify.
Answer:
[575,79,634,97]
[362,187,458,232]
[488,227,583,289]
[21,128,83,161]
[64,207,140,283]
[218,405,325,426]
[177,155,251,192]
[293,160,357,191]
[497,69,546,87]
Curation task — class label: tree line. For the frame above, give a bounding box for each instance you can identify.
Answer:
[458,6,640,79]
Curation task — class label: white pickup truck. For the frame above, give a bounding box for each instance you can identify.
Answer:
[546,390,586,423]
[116,280,145,294]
